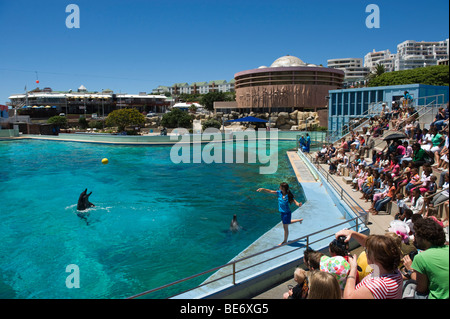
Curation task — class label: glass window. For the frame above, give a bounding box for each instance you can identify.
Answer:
[350,92,356,115]
[363,91,369,114]
[343,92,349,115]
[331,93,337,116]
[356,91,362,115]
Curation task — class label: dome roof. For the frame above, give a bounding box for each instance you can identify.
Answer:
[258,65,268,69]
[270,55,306,67]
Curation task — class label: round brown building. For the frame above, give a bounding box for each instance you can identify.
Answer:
[234,55,344,113]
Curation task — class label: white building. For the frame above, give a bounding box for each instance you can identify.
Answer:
[394,38,449,70]
[8,86,169,115]
[327,58,370,82]
[364,49,396,72]
[153,79,235,96]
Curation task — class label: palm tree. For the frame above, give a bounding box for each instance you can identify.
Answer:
[366,63,386,83]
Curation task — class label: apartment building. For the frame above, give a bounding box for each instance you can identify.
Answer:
[327,58,370,82]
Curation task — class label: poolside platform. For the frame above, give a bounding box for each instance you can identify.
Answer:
[253,151,395,299]
[173,149,370,299]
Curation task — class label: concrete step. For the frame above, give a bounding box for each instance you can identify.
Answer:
[343,176,353,184]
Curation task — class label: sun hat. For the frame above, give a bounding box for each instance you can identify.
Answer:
[388,220,410,243]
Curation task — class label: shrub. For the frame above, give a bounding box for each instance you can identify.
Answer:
[105,108,145,132]
[202,119,221,131]
[161,108,193,128]
[368,65,449,87]
[47,116,68,128]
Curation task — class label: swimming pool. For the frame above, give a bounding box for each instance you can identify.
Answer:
[0,138,304,298]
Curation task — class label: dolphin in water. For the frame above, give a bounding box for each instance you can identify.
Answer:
[77,188,95,211]
[230,214,241,233]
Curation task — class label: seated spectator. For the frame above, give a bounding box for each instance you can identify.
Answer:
[390,157,401,179]
[360,168,375,200]
[337,137,349,153]
[393,193,406,219]
[404,117,418,139]
[283,267,308,299]
[402,218,449,299]
[394,140,406,162]
[410,167,432,196]
[363,171,381,202]
[412,142,429,167]
[335,230,403,299]
[405,167,421,195]
[329,148,345,174]
[324,143,337,163]
[307,271,341,299]
[377,153,390,173]
[319,236,355,293]
[336,151,349,176]
[394,160,412,194]
[409,188,425,215]
[420,128,434,152]
[384,140,398,158]
[430,173,449,208]
[315,144,328,163]
[400,141,413,164]
[429,127,445,166]
[424,175,438,197]
[358,166,371,192]
[303,248,324,271]
[437,134,448,171]
[430,104,449,132]
[351,164,365,190]
[371,179,396,215]
[359,131,374,159]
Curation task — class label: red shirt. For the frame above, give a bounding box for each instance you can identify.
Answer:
[355,271,403,299]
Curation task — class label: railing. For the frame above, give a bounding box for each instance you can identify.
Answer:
[127,216,366,299]
[299,150,369,225]
[423,188,449,219]
[295,132,329,151]
[328,93,447,145]
[127,148,369,300]
[395,96,445,131]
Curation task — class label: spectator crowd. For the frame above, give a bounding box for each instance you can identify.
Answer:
[287,98,449,299]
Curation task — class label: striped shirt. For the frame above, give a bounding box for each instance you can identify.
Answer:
[355,270,403,299]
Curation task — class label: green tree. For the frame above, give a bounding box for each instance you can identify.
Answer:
[47,115,68,128]
[105,108,145,132]
[200,91,227,111]
[78,116,89,129]
[368,65,449,87]
[161,108,193,128]
[366,63,386,83]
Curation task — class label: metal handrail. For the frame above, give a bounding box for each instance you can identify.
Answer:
[127,215,364,299]
[301,151,369,224]
[395,100,438,131]
[329,93,446,144]
[327,100,389,143]
[127,150,368,300]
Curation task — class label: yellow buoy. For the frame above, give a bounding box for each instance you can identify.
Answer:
[101,158,109,164]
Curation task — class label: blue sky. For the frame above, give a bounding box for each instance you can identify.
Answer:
[0,0,448,104]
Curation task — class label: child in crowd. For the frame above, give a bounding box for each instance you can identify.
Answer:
[283,268,308,299]
[372,179,396,215]
[394,193,406,220]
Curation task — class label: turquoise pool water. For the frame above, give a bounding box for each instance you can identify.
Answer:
[0,139,303,299]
